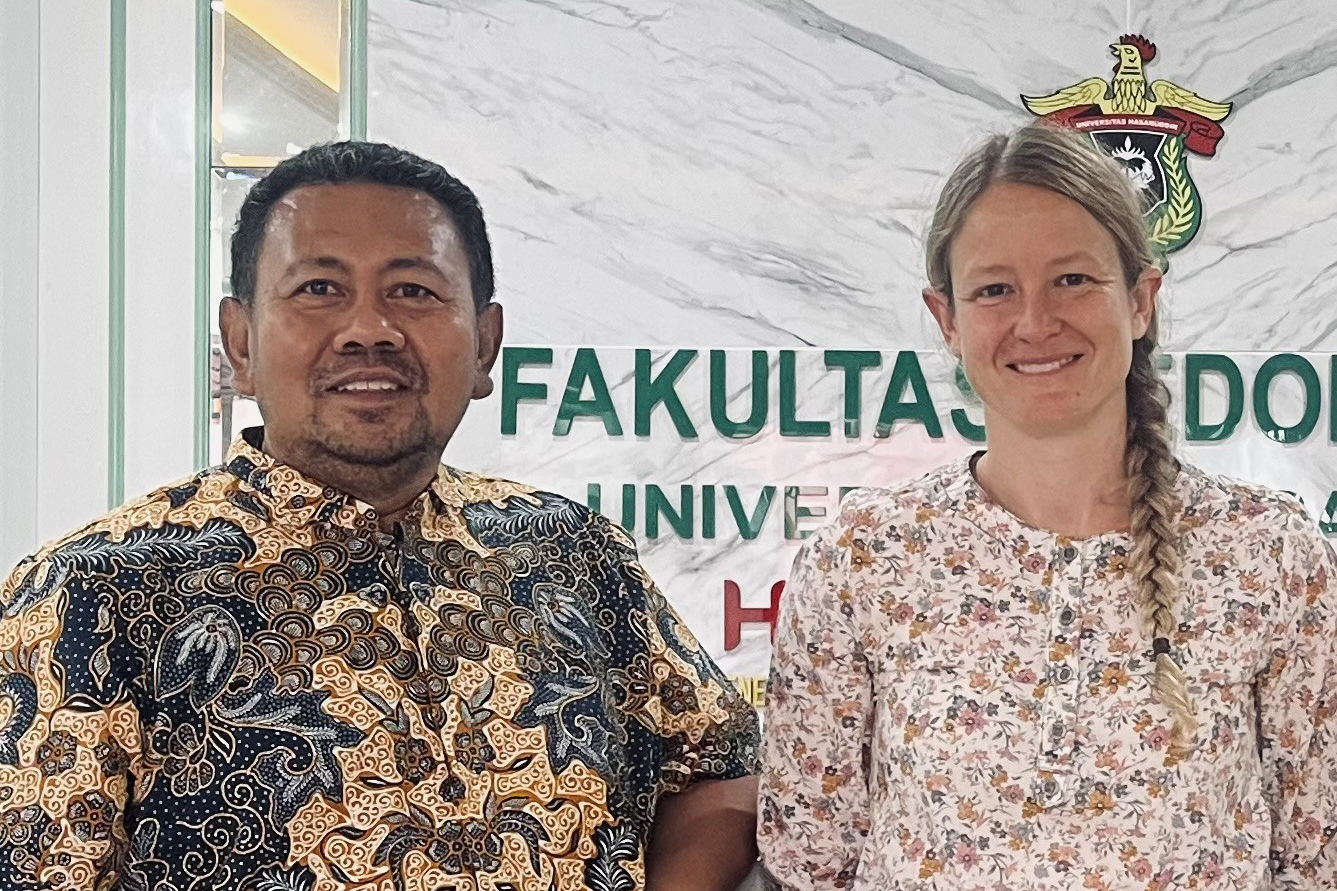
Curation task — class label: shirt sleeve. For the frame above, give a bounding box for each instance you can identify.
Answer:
[602,521,761,792]
[0,554,141,891]
[757,509,873,891]
[1260,528,1337,889]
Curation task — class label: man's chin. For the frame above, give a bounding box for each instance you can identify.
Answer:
[307,418,444,469]
[319,443,418,468]
[314,432,443,467]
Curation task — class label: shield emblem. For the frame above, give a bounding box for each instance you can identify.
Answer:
[1088,129,1170,215]
[1020,34,1234,257]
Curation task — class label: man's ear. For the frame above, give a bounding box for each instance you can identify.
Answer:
[471,302,504,400]
[922,287,960,357]
[219,297,256,397]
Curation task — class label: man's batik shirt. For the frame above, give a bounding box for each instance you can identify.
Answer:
[0,428,759,890]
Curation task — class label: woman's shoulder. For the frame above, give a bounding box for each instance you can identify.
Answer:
[1177,461,1320,541]
[834,458,973,534]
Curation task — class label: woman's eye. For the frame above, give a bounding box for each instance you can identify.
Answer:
[975,283,1010,300]
[1058,273,1093,287]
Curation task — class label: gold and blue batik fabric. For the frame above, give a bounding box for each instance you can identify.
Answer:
[0,428,758,891]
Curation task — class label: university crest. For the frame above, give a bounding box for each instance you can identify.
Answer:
[1023,35,1232,255]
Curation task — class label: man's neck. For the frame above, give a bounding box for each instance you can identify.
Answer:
[975,410,1132,538]
[260,441,439,529]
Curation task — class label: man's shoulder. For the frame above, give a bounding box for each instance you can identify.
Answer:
[3,466,244,591]
[448,469,626,544]
[451,469,575,510]
[0,465,243,610]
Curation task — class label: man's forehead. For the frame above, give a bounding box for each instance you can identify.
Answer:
[261,182,461,256]
[267,183,451,232]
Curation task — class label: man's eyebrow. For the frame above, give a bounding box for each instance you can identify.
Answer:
[381,256,446,276]
[283,256,351,277]
[280,256,452,278]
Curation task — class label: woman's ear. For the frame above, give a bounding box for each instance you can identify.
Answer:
[1130,267,1163,341]
[922,287,960,356]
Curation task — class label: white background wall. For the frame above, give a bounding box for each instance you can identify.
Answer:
[366,0,1337,679]
[0,0,199,571]
[0,1,42,576]
[123,0,199,503]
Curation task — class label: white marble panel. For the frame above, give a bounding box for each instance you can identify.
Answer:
[369,0,1337,352]
[368,0,1337,687]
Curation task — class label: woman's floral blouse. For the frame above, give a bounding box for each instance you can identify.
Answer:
[759,457,1337,890]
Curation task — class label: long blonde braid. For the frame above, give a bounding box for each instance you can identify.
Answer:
[1124,336,1196,755]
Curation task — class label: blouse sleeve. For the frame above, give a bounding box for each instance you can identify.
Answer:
[758,508,874,891]
[1260,528,1337,889]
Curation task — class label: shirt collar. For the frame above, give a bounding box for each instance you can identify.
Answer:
[949,451,1136,554]
[223,426,468,532]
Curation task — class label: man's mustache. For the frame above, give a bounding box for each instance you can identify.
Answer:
[311,353,424,392]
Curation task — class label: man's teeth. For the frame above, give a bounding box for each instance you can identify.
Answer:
[1013,356,1078,375]
[336,380,401,391]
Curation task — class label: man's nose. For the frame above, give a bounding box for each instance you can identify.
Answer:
[334,295,406,353]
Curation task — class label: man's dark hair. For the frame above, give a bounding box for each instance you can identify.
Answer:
[229,141,494,308]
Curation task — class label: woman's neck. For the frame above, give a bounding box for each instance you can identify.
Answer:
[974,412,1132,538]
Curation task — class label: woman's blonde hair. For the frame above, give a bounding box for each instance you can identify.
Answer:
[926,124,1195,755]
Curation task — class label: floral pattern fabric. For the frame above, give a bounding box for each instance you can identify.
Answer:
[758,456,1337,891]
[0,427,759,891]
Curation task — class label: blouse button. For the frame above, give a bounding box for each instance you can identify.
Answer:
[1056,665,1074,683]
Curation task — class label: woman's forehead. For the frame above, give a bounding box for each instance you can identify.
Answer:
[951,183,1119,274]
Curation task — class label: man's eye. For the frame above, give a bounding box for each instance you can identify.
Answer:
[299,280,336,296]
[396,283,438,300]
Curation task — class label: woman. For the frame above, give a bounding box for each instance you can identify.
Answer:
[757,124,1337,890]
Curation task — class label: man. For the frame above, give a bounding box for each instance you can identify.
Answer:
[0,142,760,890]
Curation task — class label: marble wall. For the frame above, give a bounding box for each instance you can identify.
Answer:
[368,0,1337,681]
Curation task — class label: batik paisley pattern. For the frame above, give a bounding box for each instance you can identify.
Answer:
[0,428,758,891]
[759,457,1337,891]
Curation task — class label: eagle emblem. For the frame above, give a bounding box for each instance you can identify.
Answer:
[1023,35,1232,256]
